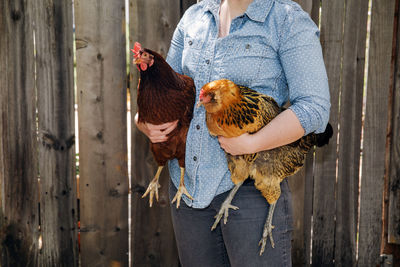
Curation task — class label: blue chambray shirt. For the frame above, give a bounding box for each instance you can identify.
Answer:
[166,0,330,208]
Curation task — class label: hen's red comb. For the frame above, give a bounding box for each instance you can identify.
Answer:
[131,42,142,58]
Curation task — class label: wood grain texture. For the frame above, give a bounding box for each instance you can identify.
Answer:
[74,0,129,266]
[34,0,78,266]
[129,1,182,266]
[358,0,396,265]
[388,6,400,244]
[311,0,344,265]
[0,0,38,266]
[290,2,319,266]
[335,0,369,265]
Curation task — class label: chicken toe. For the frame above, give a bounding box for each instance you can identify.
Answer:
[142,166,163,207]
[171,168,193,208]
[211,181,243,230]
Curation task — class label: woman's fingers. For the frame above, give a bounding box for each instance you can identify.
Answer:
[146,120,179,143]
[134,113,179,143]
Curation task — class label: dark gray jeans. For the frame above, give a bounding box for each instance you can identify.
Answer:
[169,179,293,267]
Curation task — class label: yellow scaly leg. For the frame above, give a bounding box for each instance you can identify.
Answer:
[171,167,193,208]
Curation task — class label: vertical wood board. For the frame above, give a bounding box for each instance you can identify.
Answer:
[335,0,369,265]
[289,2,319,266]
[0,0,38,266]
[34,1,78,266]
[358,0,396,266]
[74,0,129,266]
[388,9,400,243]
[129,1,182,266]
[311,0,344,265]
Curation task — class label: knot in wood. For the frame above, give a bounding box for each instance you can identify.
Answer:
[11,10,21,21]
[109,188,121,197]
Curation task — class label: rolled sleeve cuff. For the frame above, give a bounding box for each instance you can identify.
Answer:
[288,101,329,135]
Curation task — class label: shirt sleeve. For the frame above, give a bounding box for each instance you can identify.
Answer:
[278,6,331,135]
[166,19,184,74]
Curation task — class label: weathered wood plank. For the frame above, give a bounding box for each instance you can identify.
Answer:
[129,1,182,266]
[358,0,396,266]
[74,0,129,266]
[388,5,400,244]
[289,2,319,266]
[0,1,38,266]
[335,0,369,265]
[310,0,320,26]
[34,0,78,266]
[311,0,344,265]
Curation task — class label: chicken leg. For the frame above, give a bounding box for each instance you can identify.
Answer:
[258,202,276,255]
[142,166,163,207]
[171,167,193,208]
[211,181,244,230]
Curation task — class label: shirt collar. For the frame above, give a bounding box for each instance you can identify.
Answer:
[204,0,273,23]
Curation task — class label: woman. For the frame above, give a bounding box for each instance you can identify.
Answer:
[135,0,330,266]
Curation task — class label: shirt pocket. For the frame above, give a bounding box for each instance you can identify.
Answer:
[182,33,203,78]
[222,42,281,88]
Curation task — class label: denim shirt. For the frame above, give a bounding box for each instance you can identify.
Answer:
[166,0,330,208]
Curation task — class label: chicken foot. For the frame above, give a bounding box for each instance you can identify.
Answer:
[258,202,276,255]
[211,181,244,231]
[171,167,193,208]
[142,166,163,207]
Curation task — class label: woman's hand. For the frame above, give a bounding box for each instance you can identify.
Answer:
[218,133,256,155]
[135,113,178,143]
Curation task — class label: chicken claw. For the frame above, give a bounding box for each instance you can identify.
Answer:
[211,181,243,230]
[259,202,276,255]
[171,167,193,208]
[142,166,163,207]
[211,203,239,230]
[171,185,193,208]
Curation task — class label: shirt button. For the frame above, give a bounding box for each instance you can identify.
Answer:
[205,59,210,64]
[196,125,200,130]
[245,44,251,49]
[188,40,193,46]
[193,156,197,161]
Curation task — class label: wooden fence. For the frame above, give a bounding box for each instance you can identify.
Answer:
[1,0,399,266]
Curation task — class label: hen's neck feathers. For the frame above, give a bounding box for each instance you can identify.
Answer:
[139,49,184,90]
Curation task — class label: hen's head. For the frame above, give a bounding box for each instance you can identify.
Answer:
[131,42,155,72]
[197,79,240,114]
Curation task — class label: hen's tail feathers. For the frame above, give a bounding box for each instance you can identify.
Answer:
[316,123,333,147]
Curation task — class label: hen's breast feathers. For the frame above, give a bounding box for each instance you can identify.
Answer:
[137,74,195,125]
[207,86,280,138]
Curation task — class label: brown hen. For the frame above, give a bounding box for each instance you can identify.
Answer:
[197,79,333,255]
[132,42,195,208]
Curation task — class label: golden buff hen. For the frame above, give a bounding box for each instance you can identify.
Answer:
[197,79,333,255]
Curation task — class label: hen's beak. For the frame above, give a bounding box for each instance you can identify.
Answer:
[133,58,141,64]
